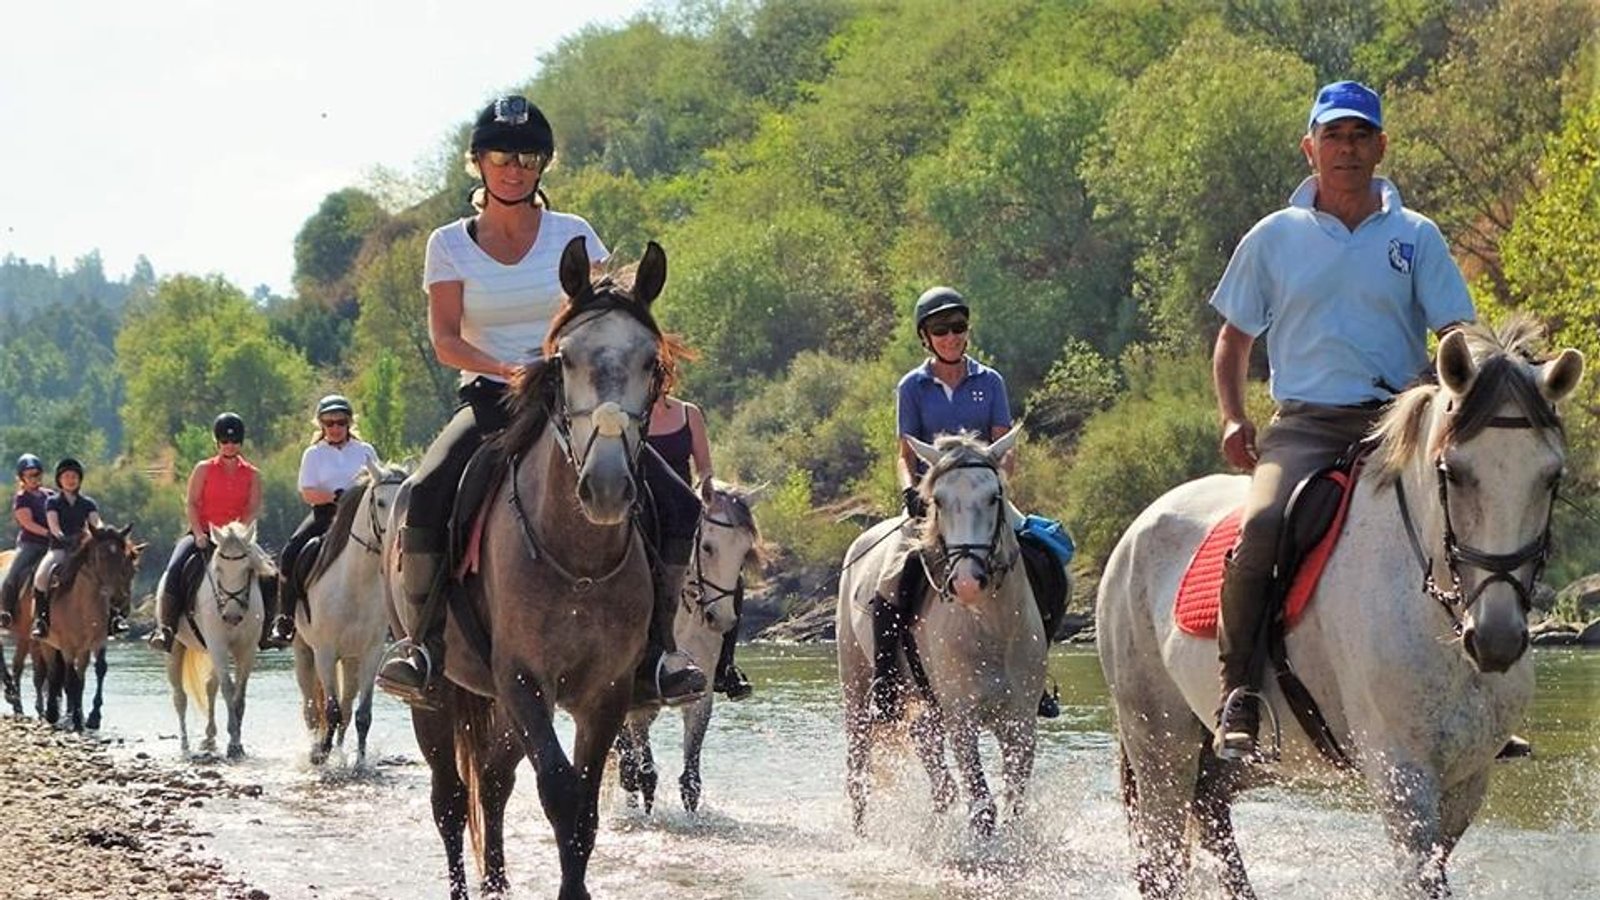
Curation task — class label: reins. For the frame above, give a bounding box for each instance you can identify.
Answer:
[920,459,1018,604]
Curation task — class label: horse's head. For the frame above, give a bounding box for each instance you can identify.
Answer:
[911,429,1022,607]
[1378,318,1583,673]
[359,459,409,546]
[686,480,766,634]
[208,521,274,626]
[536,235,668,524]
[80,523,140,609]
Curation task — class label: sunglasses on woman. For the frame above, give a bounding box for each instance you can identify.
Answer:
[320,418,350,429]
[926,320,969,337]
[480,150,548,170]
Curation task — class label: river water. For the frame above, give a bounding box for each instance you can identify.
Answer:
[61,642,1600,899]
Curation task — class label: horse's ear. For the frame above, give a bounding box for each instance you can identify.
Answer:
[364,457,382,484]
[559,236,592,302]
[119,523,133,539]
[209,524,223,544]
[1539,348,1584,403]
[988,427,1022,464]
[634,241,667,307]
[244,521,258,544]
[1437,330,1476,396]
[698,476,716,507]
[743,482,771,507]
[908,436,941,469]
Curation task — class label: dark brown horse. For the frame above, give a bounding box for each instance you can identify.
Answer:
[0,549,48,717]
[387,236,670,900]
[37,524,141,730]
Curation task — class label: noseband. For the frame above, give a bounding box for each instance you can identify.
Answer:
[921,460,1016,603]
[1396,413,1558,633]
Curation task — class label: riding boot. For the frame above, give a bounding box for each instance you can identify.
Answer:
[713,626,752,700]
[29,585,52,640]
[635,559,707,707]
[1214,555,1274,760]
[267,574,295,647]
[259,576,288,650]
[868,595,906,723]
[148,563,188,653]
[375,527,447,709]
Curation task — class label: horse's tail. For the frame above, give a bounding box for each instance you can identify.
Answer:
[454,688,495,881]
[180,645,213,718]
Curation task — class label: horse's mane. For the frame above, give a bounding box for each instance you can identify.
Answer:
[496,267,665,458]
[307,463,407,584]
[915,432,1003,552]
[1371,316,1559,485]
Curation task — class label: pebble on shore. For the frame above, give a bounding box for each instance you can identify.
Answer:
[0,718,263,900]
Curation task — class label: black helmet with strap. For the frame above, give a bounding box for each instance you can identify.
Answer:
[15,454,43,477]
[316,394,354,419]
[470,96,554,156]
[913,286,970,332]
[55,457,84,484]
[214,412,245,443]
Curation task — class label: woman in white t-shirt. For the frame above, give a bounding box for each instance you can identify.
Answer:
[269,394,379,645]
[378,96,707,708]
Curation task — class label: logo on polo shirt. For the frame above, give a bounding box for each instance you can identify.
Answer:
[970,389,986,403]
[1388,239,1415,274]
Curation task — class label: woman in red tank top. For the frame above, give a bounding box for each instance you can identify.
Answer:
[149,412,265,652]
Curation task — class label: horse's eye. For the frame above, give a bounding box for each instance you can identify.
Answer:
[701,542,715,555]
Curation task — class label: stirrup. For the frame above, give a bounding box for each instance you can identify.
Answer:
[376,639,442,710]
[655,653,707,708]
[1215,686,1281,762]
[29,617,48,640]
[0,611,11,629]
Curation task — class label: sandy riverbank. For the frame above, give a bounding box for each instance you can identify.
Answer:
[0,718,265,899]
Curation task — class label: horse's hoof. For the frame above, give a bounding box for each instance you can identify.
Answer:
[85,713,101,731]
[226,745,245,761]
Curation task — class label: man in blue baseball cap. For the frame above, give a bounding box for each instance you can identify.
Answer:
[1206,80,1480,760]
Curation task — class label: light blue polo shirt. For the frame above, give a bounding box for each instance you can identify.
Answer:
[1210,176,1474,406]
[897,357,1012,462]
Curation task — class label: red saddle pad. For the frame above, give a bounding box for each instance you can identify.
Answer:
[1174,469,1356,638]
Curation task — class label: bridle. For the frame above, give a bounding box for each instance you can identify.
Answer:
[543,304,665,476]
[1395,410,1559,634]
[205,544,257,613]
[349,471,407,556]
[920,459,1017,603]
[681,509,748,618]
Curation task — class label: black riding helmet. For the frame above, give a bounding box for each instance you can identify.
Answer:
[913,286,970,332]
[470,96,554,156]
[316,394,354,418]
[214,412,246,444]
[15,453,43,477]
[55,457,84,485]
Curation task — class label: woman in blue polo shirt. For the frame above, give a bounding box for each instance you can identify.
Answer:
[868,287,1039,723]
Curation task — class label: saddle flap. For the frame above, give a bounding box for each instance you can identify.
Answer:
[450,442,509,579]
[180,548,209,603]
[1017,531,1071,641]
[293,536,322,594]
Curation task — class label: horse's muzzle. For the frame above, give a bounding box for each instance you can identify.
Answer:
[576,468,636,525]
[1462,623,1529,674]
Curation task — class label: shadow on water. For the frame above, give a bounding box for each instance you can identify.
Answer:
[42,641,1600,898]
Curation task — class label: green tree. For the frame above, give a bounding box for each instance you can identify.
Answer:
[116,275,315,456]
[1385,0,1596,302]
[358,350,408,458]
[350,232,455,448]
[1085,23,1314,348]
[293,188,389,304]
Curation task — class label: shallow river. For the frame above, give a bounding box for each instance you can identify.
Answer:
[58,642,1600,899]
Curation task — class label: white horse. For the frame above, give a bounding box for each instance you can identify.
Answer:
[292,460,409,766]
[616,480,764,813]
[1097,320,1583,898]
[160,520,275,759]
[837,429,1046,836]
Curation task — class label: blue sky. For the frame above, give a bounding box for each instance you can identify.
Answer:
[0,0,652,295]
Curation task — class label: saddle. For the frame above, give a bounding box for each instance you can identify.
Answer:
[1174,452,1367,639]
[1018,531,1071,642]
[449,442,510,581]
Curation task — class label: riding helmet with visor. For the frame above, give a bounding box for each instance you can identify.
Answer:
[54,457,84,484]
[15,454,43,477]
[913,286,970,333]
[316,394,354,419]
[213,412,246,444]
